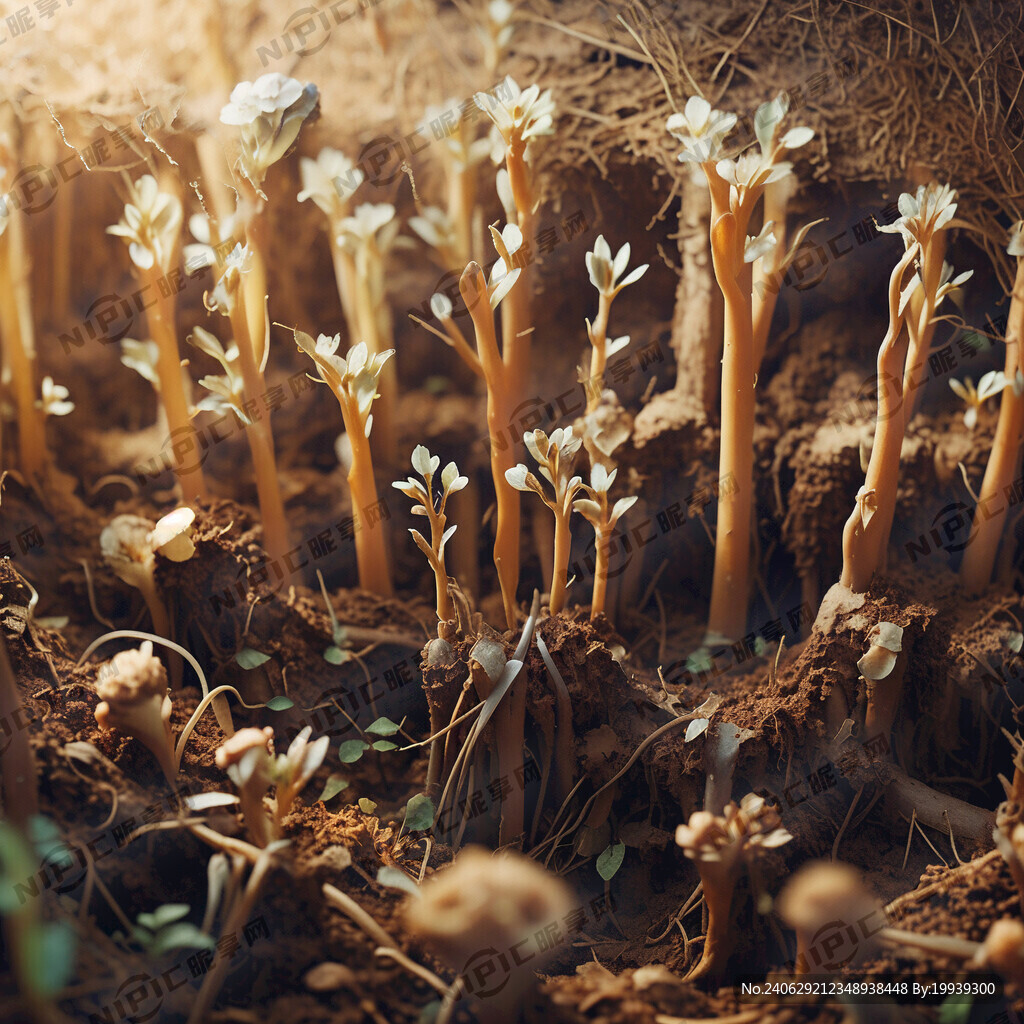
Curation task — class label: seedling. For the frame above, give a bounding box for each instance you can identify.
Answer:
[506,427,584,615]
[107,174,206,499]
[292,332,394,595]
[667,93,815,640]
[573,464,638,622]
[675,793,791,981]
[961,221,1024,591]
[392,445,468,623]
[474,76,556,404]
[123,903,215,957]
[583,235,648,412]
[297,147,365,344]
[216,725,328,846]
[335,202,408,460]
[203,245,290,563]
[37,377,74,419]
[94,641,176,784]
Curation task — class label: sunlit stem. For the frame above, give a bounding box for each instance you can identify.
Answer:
[902,228,947,428]
[139,265,207,500]
[960,257,1024,591]
[550,506,572,615]
[462,265,519,629]
[338,392,393,597]
[752,179,790,369]
[227,296,289,564]
[448,161,476,266]
[352,257,397,463]
[0,220,44,480]
[840,244,920,592]
[501,141,535,402]
[586,291,612,413]
[591,523,611,621]
[329,234,361,344]
[706,206,756,641]
[427,492,455,622]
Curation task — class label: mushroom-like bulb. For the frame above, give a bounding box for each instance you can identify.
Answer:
[94,641,176,784]
[857,621,903,681]
[150,507,196,562]
[403,846,573,977]
[975,919,1024,988]
[215,726,275,771]
[100,515,157,592]
[776,861,880,973]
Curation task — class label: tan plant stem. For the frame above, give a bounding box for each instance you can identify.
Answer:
[329,235,361,344]
[352,262,397,463]
[586,291,612,413]
[902,230,948,429]
[194,134,237,229]
[449,475,480,602]
[960,258,1024,591]
[591,525,612,621]
[706,211,755,640]
[449,163,475,266]
[187,849,276,1024]
[428,495,454,623]
[338,390,393,596]
[751,182,789,369]
[462,265,519,629]
[227,296,289,563]
[242,206,270,375]
[685,860,735,981]
[502,145,535,404]
[550,507,572,615]
[139,265,207,500]
[0,220,44,480]
[840,244,920,592]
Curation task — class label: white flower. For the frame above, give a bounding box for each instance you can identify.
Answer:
[409,206,458,256]
[293,330,394,437]
[744,221,777,264]
[120,339,161,391]
[573,464,637,530]
[183,211,239,275]
[585,235,649,297]
[752,93,814,154]
[298,147,364,220]
[38,377,73,417]
[487,222,525,307]
[715,151,792,190]
[512,427,584,510]
[220,73,304,126]
[189,326,249,423]
[220,74,319,188]
[337,203,401,254]
[1008,220,1024,258]
[475,76,555,147]
[106,175,182,272]
[204,243,254,317]
[950,370,1007,429]
[666,95,737,164]
[878,182,958,246]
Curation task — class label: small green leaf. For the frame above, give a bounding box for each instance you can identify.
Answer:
[372,740,397,752]
[318,774,349,803]
[264,696,294,711]
[418,999,441,1024]
[596,841,626,881]
[324,646,347,665]
[366,716,401,737]
[138,904,190,931]
[937,995,973,1024]
[236,648,270,670]
[339,740,368,763]
[148,922,216,957]
[377,865,420,897]
[403,794,435,832]
[358,798,378,815]
[23,922,75,996]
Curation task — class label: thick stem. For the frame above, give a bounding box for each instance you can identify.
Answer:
[840,245,920,591]
[0,228,45,479]
[354,265,397,463]
[449,162,475,266]
[685,862,736,981]
[960,259,1024,591]
[502,144,535,405]
[587,292,612,413]
[752,181,789,370]
[706,213,755,641]
[329,236,362,344]
[550,508,573,615]
[902,231,947,429]
[591,525,610,621]
[140,266,207,500]
[463,265,519,628]
[228,298,289,563]
[343,395,393,596]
